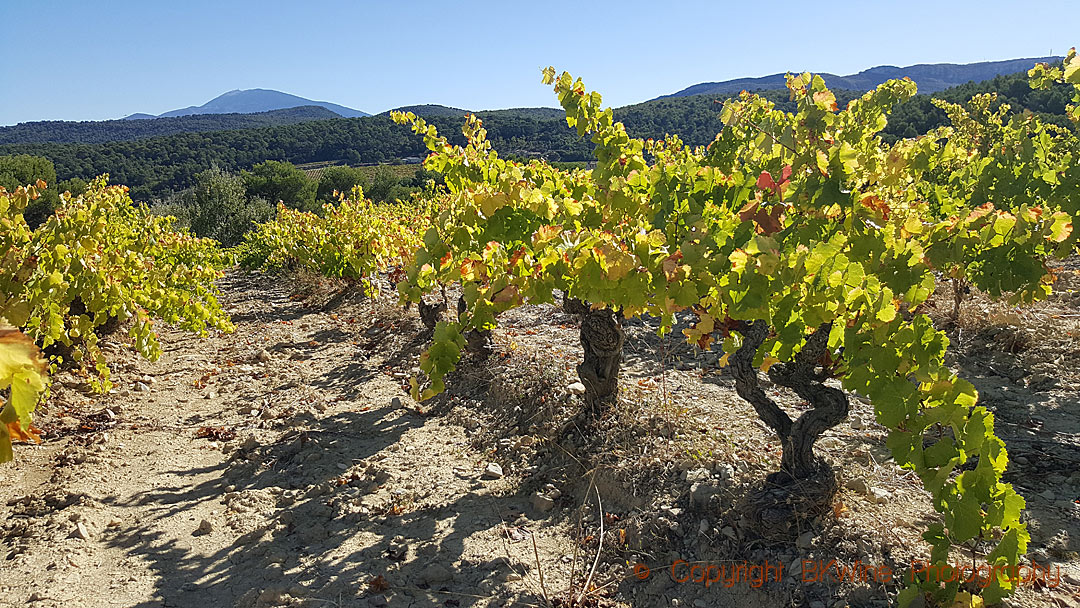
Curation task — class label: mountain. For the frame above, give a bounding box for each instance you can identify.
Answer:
[0,106,344,145]
[658,57,1063,99]
[125,89,369,119]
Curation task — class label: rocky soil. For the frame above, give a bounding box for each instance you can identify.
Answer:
[1,268,1078,608]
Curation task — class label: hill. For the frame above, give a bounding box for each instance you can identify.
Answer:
[2,67,1074,200]
[127,88,369,119]
[659,56,1063,98]
[0,106,344,145]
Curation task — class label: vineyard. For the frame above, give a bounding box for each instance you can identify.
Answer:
[1,54,1079,608]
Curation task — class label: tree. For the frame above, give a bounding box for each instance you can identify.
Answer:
[316,165,367,203]
[0,154,58,227]
[159,167,273,247]
[365,165,403,202]
[241,160,316,211]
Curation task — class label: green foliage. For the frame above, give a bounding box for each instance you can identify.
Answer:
[0,323,47,464]
[0,155,59,228]
[390,58,1079,604]
[0,177,234,395]
[242,160,317,212]
[159,167,274,247]
[315,165,368,204]
[239,186,436,298]
[5,68,1074,205]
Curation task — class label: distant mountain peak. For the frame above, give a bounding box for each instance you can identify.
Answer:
[656,56,1064,100]
[125,89,369,120]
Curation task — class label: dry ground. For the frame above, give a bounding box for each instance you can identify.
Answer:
[1,266,1078,608]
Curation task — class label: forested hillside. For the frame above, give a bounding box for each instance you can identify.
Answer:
[1,70,1074,201]
[0,106,342,145]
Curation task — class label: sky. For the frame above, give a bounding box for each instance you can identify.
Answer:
[1,0,1076,125]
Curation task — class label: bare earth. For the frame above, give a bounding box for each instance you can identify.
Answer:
[1,269,1079,608]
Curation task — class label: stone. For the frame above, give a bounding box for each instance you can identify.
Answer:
[391,397,402,408]
[368,595,389,607]
[74,522,90,540]
[685,468,711,483]
[195,519,213,535]
[134,382,150,393]
[850,417,864,430]
[844,478,870,494]
[532,493,555,512]
[483,463,504,479]
[419,562,453,584]
[567,382,586,395]
[689,482,718,509]
[256,349,271,363]
[870,488,891,504]
[797,531,814,549]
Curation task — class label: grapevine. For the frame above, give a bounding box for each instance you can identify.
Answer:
[0,177,234,461]
[391,54,1079,605]
[239,185,437,306]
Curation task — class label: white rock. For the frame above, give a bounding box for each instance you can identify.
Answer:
[483,463,504,479]
[567,382,586,395]
[871,488,891,504]
[850,417,864,430]
[844,478,870,494]
[134,382,150,393]
[532,493,555,512]
[74,522,90,540]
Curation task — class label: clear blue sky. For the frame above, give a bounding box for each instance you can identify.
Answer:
[1,0,1075,125]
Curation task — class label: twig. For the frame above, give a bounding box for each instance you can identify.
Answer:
[575,485,605,607]
[531,532,551,607]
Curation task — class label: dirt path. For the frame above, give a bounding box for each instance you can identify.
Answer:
[2,270,1079,608]
[0,273,582,608]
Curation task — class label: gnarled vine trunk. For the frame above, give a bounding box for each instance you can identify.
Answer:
[418,299,447,331]
[457,295,492,358]
[577,308,624,419]
[730,320,849,481]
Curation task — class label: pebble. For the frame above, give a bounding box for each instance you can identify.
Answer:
[256,349,271,362]
[391,397,402,408]
[871,488,891,504]
[195,519,213,535]
[532,492,555,512]
[797,530,814,549]
[844,478,870,494]
[483,463,504,479]
[368,595,389,607]
[850,417,864,430]
[420,562,453,584]
[74,522,90,540]
[134,382,150,393]
[567,382,586,395]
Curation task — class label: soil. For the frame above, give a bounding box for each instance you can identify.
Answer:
[1,268,1078,608]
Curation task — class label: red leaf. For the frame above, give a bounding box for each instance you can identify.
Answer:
[756,171,776,191]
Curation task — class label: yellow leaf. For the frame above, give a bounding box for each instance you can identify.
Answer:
[478,192,510,217]
[760,356,781,372]
[717,353,730,368]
